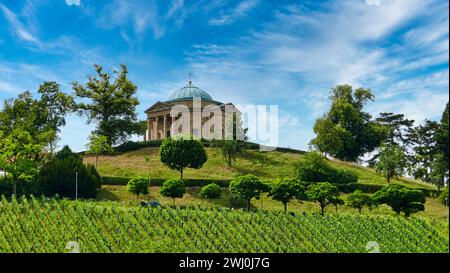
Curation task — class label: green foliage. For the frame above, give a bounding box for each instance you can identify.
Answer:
[307,182,340,215]
[310,85,386,162]
[438,187,448,206]
[72,64,140,145]
[375,112,414,147]
[37,81,75,153]
[199,183,222,200]
[375,144,407,183]
[229,174,267,211]
[219,140,245,167]
[87,133,114,167]
[0,129,41,195]
[159,137,207,179]
[268,179,306,212]
[160,179,186,204]
[373,184,426,218]
[296,151,358,184]
[347,190,373,213]
[38,146,98,199]
[0,84,74,154]
[1,197,448,253]
[126,176,149,200]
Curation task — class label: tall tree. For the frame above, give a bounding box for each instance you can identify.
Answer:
[86,133,114,167]
[375,144,407,183]
[310,85,386,162]
[0,129,41,196]
[0,92,51,147]
[72,64,140,145]
[38,81,75,154]
[375,112,415,147]
[410,120,440,183]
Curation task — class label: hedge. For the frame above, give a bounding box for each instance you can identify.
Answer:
[101,176,438,197]
[102,176,231,187]
[111,140,306,154]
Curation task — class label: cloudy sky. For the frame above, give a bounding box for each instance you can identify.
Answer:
[0,0,448,151]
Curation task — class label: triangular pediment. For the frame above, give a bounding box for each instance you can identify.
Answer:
[144,101,173,113]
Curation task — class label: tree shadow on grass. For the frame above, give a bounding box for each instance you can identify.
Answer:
[96,188,121,201]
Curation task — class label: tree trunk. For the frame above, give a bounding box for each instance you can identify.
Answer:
[321,205,324,216]
[13,181,17,196]
[180,169,183,180]
[247,200,251,211]
[283,202,287,213]
[359,208,362,214]
[173,198,176,206]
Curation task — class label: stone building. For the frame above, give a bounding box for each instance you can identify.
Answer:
[144,81,237,141]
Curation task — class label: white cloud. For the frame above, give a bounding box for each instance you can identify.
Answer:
[0,3,41,45]
[209,0,259,25]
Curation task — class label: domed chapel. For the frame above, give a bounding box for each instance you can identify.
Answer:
[144,79,237,141]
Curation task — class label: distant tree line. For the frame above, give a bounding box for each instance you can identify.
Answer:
[311,84,449,190]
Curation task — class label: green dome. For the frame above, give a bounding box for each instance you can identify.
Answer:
[167,84,213,102]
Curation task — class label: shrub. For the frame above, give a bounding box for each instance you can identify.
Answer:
[296,152,332,182]
[126,176,149,201]
[331,168,358,184]
[297,151,358,184]
[160,179,186,205]
[200,183,222,200]
[347,190,373,214]
[229,174,268,211]
[439,187,448,206]
[373,184,426,218]
[38,146,98,199]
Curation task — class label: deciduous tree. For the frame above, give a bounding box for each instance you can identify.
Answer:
[72,64,140,145]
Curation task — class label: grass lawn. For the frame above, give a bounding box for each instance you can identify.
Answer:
[84,147,437,190]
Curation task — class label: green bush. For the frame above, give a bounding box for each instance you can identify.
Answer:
[331,168,358,184]
[199,183,222,200]
[38,146,98,199]
[114,140,163,153]
[297,152,358,184]
[439,187,448,205]
[126,176,149,200]
[160,179,186,205]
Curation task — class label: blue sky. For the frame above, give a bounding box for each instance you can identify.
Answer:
[0,0,448,151]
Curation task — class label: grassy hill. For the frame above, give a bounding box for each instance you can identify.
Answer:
[84,147,448,238]
[1,197,447,253]
[84,147,436,190]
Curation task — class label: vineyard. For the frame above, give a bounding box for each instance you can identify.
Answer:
[0,196,448,253]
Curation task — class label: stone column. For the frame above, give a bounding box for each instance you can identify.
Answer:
[163,114,167,139]
[155,116,159,140]
[146,118,151,141]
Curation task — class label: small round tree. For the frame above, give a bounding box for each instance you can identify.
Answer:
[200,183,222,200]
[373,184,425,218]
[160,178,186,205]
[306,182,340,216]
[160,137,207,179]
[347,190,373,214]
[268,179,306,212]
[126,176,149,201]
[229,174,266,211]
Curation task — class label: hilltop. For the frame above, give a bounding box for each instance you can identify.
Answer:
[84,147,437,190]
